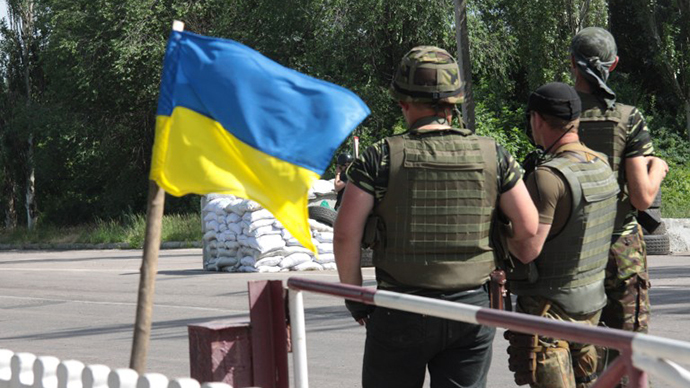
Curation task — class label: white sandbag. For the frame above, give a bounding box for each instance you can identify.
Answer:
[236,265,258,273]
[258,265,282,273]
[243,208,274,223]
[208,256,239,271]
[226,199,262,215]
[258,248,288,259]
[221,231,237,241]
[256,257,283,267]
[203,230,216,242]
[314,232,334,243]
[218,223,228,232]
[208,197,234,215]
[227,223,243,235]
[322,262,337,270]
[281,228,293,240]
[240,256,256,267]
[225,212,241,224]
[205,220,220,232]
[286,238,303,247]
[247,225,281,238]
[206,194,235,202]
[279,253,312,269]
[216,248,237,258]
[245,234,286,253]
[224,241,240,249]
[208,240,220,250]
[315,253,335,263]
[246,218,275,233]
[285,246,314,255]
[318,244,334,254]
[240,246,260,257]
[203,212,217,223]
[293,261,324,271]
[309,219,333,232]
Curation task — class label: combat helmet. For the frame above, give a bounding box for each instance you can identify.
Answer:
[390,46,464,104]
[336,153,354,166]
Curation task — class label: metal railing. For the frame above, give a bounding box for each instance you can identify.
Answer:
[287,277,690,388]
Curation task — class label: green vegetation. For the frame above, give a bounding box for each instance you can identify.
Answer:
[0,213,202,247]
[0,0,688,237]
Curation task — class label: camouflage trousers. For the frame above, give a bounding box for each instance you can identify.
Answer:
[596,228,650,386]
[506,296,601,388]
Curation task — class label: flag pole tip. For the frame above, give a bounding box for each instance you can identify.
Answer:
[172,20,185,32]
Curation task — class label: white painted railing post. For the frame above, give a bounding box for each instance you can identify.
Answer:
[33,356,59,388]
[0,350,235,388]
[135,373,167,388]
[82,365,110,388]
[107,369,138,388]
[167,378,200,388]
[199,383,232,388]
[57,361,84,388]
[289,289,308,388]
[0,350,14,388]
[10,353,36,388]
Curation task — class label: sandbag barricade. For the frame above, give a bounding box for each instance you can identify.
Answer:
[201,180,337,273]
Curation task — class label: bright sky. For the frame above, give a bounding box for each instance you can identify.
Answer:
[0,2,6,23]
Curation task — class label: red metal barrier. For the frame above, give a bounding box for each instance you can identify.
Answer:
[287,277,650,388]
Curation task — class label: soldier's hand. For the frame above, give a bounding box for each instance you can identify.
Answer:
[345,299,375,326]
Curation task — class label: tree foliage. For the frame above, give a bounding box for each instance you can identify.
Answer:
[0,0,687,226]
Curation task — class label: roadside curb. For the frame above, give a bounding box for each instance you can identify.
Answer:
[0,241,202,251]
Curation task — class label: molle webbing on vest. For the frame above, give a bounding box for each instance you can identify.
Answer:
[373,128,498,290]
[510,154,619,314]
[578,103,634,231]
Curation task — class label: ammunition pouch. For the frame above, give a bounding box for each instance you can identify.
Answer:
[505,330,540,386]
[505,330,571,386]
[362,214,385,249]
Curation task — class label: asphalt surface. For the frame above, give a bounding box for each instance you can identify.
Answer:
[0,249,688,387]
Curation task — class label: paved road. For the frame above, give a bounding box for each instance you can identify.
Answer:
[0,249,688,387]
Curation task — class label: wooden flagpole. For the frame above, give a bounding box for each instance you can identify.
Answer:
[129,20,184,373]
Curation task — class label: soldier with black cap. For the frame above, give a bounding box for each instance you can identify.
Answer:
[333,46,539,388]
[569,27,669,378]
[504,82,620,388]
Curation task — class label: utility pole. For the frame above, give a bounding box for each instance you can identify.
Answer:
[454,0,475,132]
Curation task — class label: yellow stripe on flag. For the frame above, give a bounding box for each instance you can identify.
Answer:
[150,106,319,252]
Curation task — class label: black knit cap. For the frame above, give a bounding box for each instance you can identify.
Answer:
[527,82,581,121]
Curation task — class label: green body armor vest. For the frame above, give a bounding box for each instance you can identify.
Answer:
[372,127,498,291]
[510,153,619,314]
[577,92,635,232]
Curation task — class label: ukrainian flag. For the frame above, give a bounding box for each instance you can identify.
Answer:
[150,30,370,253]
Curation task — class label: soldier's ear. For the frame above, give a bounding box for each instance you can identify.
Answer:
[610,56,619,72]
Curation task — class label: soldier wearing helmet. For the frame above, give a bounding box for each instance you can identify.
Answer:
[334,153,354,210]
[569,27,668,381]
[333,45,539,388]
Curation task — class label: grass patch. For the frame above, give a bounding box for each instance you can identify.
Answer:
[661,162,690,218]
[0,213,202,247]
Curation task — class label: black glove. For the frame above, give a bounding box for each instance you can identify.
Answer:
[345,299,375,322]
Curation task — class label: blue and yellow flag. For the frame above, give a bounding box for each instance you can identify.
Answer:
[151,30,370,253]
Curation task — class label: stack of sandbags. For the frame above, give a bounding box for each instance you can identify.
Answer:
[202,193,337,273]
